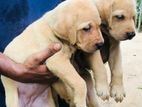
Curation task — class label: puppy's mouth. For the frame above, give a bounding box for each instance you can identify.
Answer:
[76,43,103,53]
[120,35,135,41]
[113,36,134,41]
[84,48,98,53]
[76,45,97,53]
[119,38,129,41]
[114,32,136,41]
[78,46,98,53]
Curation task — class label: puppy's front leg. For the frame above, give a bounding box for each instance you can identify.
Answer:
[81,71,100,107]
[88,50,109,101]
[46,52,87,107]
[108,40,125,102]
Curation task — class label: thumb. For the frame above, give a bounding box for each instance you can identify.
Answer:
[24,43,62,66]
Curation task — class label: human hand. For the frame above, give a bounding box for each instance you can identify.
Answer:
[0,43,61,84]
[10,43,61,84]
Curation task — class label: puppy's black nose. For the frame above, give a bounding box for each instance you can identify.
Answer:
[126,32,135,40]
[96,42,104,50]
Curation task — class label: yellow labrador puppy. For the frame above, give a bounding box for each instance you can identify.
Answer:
[89,0,136,102]
[1,0,103,107]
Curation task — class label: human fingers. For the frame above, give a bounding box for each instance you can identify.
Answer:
[24,43,61,66]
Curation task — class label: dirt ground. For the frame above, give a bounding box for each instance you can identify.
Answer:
[98,33,142,107]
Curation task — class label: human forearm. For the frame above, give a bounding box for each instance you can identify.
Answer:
[0,52,20,78]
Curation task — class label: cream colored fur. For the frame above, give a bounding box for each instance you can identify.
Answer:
[91,0,136,102]
[1,0,103,107]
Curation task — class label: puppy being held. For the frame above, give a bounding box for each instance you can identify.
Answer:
[92,0,136,102]
[75,0,136,103]
[1,0,103,107]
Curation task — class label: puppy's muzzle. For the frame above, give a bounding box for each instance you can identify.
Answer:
[95,42,104,50]
[126,32,136,40]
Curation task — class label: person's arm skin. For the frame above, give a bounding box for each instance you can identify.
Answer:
[0,43,61,84]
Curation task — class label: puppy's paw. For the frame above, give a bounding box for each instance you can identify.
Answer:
[110,85,126,102]
[96,84,110,101]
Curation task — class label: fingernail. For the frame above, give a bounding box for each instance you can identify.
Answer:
[54,43,61,50]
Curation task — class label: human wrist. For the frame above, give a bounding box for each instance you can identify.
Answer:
[0,53,26,80]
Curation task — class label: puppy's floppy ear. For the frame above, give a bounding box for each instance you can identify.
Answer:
[108,1,113,27]
[48,10,77,45]
[98,0,113,27]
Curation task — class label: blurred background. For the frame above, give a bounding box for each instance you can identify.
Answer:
[136,0,142,32]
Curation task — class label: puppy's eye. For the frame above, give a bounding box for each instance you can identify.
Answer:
[115,15,125,20]
[82,24,92,32]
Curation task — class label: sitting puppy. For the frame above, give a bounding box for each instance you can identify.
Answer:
[81,0,136,102]
[1,0,103,107]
